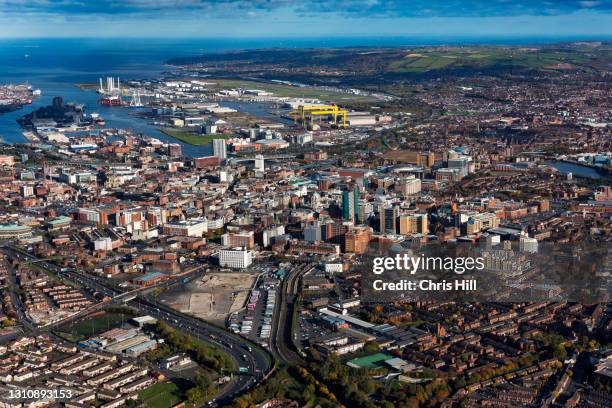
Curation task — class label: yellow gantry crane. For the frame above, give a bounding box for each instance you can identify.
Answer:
[291,104,348,128]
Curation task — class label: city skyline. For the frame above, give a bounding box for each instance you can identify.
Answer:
[0,2,610,408]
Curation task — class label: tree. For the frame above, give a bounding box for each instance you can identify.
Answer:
[195,371,212,391]
[362,341,380,354]
[360,379,376,395]
[553,344,567,360]
[186,387,203,404]
[403,396,420,408]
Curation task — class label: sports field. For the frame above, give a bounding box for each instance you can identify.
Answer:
[160,128,231,146]
[347,352,393,369]
[139,381,185,408]
[55,312,131,341]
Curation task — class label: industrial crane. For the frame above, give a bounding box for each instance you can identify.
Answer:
[290,104,348,128]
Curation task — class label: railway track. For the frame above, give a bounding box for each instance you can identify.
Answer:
[271,263,313,366]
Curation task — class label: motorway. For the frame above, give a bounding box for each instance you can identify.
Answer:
[1,244,273,406]
[130,296,272,405]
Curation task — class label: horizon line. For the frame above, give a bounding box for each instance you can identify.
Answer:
[0,34,610,43]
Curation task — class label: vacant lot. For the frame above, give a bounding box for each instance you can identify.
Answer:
[162,272,258,323]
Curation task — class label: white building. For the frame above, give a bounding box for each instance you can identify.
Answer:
[219,248,253,269]
[213,139,227,160]
[347,114,377,126]
[20,185,34,197]
[254,155,265,172]
[324,262,344,274]
[396,176,421,196]
[219,169,233,183]
[481,233,501,249]
[519,234,539,253]
[207,217,225,231]
[261,225,286,247]
[448,156,472,177]
[204,123,218,134]
[296,133,313,144]
[163,218,208,237]
[94,237,113,251]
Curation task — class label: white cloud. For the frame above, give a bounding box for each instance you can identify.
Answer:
[580,1,600,7]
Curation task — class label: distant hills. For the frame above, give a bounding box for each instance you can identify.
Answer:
[167,42,612,81]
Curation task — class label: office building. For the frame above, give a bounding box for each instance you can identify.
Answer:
[254,155,265,172]
[448,157,471,178]
[163,218,208,237]
[399,214,428,235]
[304,221,323,242]
[167,143,182,158]
[222,230,255,249]
[358,201,373,225]
[344,226,371,254]
[342,187,359,222]
[212,139,227,160]
[379,204,398,234]
[219,248,253,269]
[396,176,421,197]
[465,213,499,235]
[519,234,539,254]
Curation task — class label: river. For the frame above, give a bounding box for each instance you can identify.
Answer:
[545,160,607,180]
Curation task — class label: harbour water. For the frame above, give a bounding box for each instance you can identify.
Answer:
[544,160,606,180]
[0,39,220,156]
[0,37,411,155]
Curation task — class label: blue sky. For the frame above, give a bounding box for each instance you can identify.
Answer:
[0,0,610,39]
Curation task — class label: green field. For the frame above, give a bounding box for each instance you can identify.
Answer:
[169,45,610,80]
[389,54,455,72]
[139,381,185,408]
[387,48,595,73]
[161,128,230,146]
[56,312,130,340]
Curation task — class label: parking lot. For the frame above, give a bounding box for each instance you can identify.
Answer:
[228,268,281,347]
